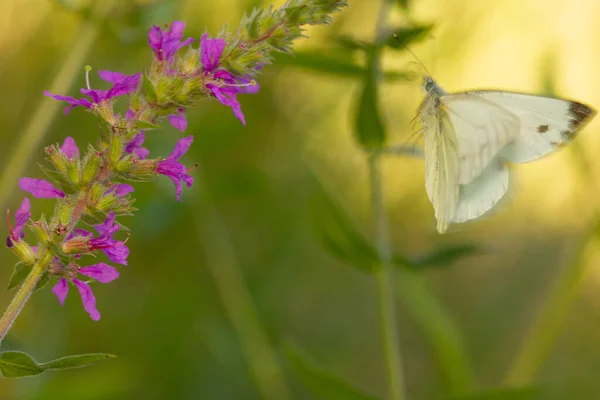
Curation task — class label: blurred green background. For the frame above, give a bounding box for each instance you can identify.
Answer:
[0,0,599,399]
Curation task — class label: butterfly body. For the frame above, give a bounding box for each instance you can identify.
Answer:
[418,77,595,233]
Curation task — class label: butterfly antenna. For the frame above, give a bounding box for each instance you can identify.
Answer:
[393,34,432,77]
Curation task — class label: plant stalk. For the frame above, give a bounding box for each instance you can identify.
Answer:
[369,152,406,400]
[0,250,52,343]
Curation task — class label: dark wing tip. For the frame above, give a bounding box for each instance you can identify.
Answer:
[568,101,596,129]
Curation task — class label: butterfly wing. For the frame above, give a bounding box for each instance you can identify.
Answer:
[422,99,460,233]
[439,94,521,184]
[463,91,595,162]
[451,157,510,223]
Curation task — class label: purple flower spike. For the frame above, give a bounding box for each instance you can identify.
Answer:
[149,21,194,63]
[79,263,119,283]
[125,133,150,159]
[52,278,69,305]
[61,137,79,159]
[157,136,194,201]
[168,108,187,132]
[72,279,101,321]
[20,178,65,199]
[109,184,135,197]
[7,197,31,247]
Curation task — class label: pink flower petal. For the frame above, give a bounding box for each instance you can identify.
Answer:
[61,137,79,159]
[72,279,100,321]
[79,263,119,283]
[19,178,65,198]
[52,278,69,305]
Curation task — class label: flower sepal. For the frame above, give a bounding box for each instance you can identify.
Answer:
[31,216,51,244]
[141,73,158,103]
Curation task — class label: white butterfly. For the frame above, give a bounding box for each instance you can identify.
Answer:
[418,76,596,233]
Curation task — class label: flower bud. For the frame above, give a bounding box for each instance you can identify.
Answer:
[82,150,102,185]
[66,158,81,185]
[180,47,201,75]
[109,133,124,165]
[61,235,91,255]
[54,200,74,227]
[45,145,68,175]
[10,240,36,266]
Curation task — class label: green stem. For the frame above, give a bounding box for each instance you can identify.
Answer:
[192,172,292,400]
[0,0,117,210]
[504,228,599,386]
[369,153,406,400]
[0,250,53,344]
[396,269,474,396]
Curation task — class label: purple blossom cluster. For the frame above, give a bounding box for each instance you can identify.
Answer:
[9,21,255,320]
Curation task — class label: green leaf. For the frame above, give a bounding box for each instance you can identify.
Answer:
[385,25,434,50]
[7,263,28,291]
[41,353,116,371]
[275,51,409,81]
[354,49,386,149]
[0,352,43,378]
[0,351,115,378]
[451,386,540,400]
[134,120,161,130]
[396,244,480,270]
[310,176,379,273]
[7,264,50,292]
[35,273,51,291]
[285,343,382,400]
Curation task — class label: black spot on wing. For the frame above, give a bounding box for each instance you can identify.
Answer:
[537,124,549,133]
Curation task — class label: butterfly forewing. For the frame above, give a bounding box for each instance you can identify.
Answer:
[440,94,520,184]
[464,91,595,162]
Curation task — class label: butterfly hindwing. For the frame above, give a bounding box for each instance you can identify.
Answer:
[464,91,595,162]
[451,156,510,223]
